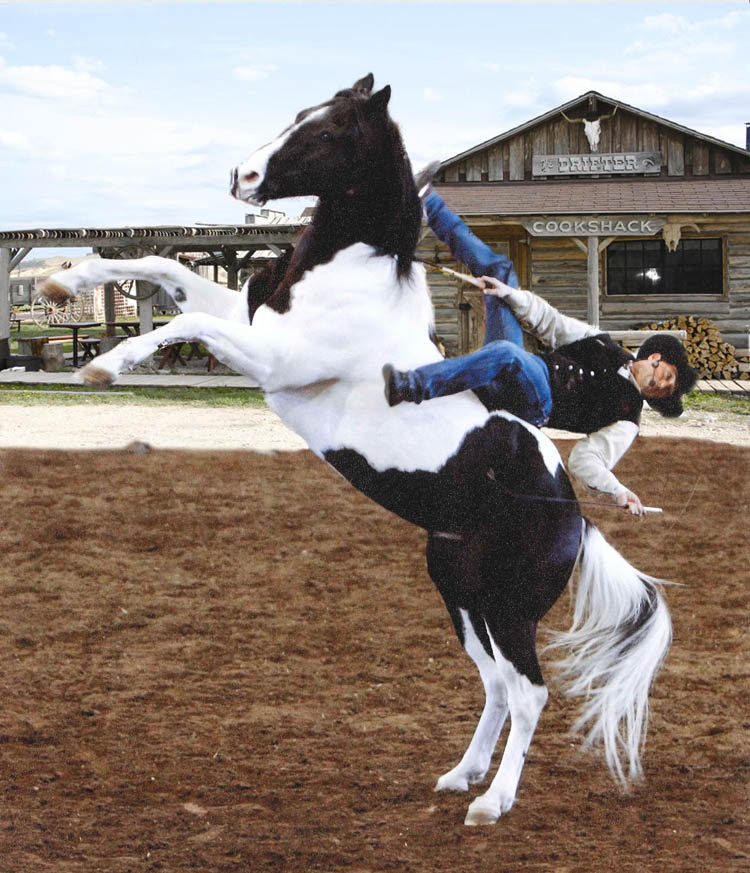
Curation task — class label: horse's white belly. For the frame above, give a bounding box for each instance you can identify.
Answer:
[267,381,491,473]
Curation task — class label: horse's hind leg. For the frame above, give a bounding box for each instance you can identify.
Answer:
[435,607,509,792]
[464,621,548,826]
[427,533,509,793]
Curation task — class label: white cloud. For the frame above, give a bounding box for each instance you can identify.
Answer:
[0,56,122,102]
[504,87,541,109]
[638,13,692,35]
[232,64,277,82]
[73,56,106,75]
[0,129,27,149]
[717,10,750,30]
[423,86,442,103]
[638,9,749,36]
[554,76,671,109]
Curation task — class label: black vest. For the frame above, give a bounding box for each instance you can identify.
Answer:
[541,334,643,434]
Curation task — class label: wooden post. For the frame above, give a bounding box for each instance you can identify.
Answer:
[222,247,239,290]
[104,282,116,336]
[0,247,10,366]
[0,247,10,345]
[137,282,154,334]
[587,235,599,327]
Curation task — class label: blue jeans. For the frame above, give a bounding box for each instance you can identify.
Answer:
[410,193,553,426]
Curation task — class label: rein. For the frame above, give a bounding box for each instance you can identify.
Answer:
[486,469,663,514]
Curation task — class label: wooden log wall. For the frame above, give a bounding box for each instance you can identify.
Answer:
[726,234,750,345]
[530,238,589,319]
[416,231,462,354]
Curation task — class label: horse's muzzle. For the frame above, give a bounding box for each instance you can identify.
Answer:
[229,165,264,205]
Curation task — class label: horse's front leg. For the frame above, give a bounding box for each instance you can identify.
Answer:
[77,313,278,388]
[39,256,245,321]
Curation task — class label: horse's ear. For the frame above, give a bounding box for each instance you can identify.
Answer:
[352,73,374,94]
[365,85,391,117]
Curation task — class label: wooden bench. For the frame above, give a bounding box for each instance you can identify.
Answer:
[15,335,87,356]
[78,337,102,361]
[158,341,217,371]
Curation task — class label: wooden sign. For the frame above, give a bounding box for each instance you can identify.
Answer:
[522,216,666,237]
[532,152,661,176]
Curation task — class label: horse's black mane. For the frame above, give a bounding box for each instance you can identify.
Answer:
[245,79,422,320]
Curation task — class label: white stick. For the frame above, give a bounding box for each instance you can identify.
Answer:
[425,264,485,288]
[642,506,663,513]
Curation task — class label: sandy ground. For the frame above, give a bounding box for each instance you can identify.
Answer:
[0,400,748,450]
[0,440,747,872]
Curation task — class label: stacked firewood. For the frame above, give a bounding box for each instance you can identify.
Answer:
[638,316,749,380]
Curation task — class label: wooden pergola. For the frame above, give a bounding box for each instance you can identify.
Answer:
[0,220,307,364]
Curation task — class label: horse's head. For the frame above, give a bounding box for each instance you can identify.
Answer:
[230,74,400,206]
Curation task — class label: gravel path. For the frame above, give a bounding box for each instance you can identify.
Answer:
[0,402,747,450]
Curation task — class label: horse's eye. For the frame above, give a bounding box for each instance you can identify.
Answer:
[320,131,332,142]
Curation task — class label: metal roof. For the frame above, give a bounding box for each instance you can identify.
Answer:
[0,220,310,249]
[436,177,750,216]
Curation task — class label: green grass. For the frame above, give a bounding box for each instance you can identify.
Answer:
[0,380,747,417]
[0,383,266,408]
[683,392,750,416]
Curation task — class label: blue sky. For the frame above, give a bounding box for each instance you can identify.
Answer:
[1,1,749,235]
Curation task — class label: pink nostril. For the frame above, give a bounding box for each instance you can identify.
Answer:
[243,172,259,185]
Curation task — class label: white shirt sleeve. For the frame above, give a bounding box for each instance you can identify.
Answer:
[567,419,640,498]
[501,287,600,349]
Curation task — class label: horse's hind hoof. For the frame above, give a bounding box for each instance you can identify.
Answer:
[464,799,500,826]
[38,278,75,303]
[77,364,116,389]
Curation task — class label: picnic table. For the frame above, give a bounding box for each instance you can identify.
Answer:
[105,320,168,338]
[56,322,103,368]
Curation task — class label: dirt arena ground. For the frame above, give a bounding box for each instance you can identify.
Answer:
[0,437,747,872]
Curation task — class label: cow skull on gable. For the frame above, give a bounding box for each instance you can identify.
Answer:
[562,106,618,153]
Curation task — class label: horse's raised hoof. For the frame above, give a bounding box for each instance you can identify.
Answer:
[464,799,500,827]
[38,278,75,303]
[76,364,116,389]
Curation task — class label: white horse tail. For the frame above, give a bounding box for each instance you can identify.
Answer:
[548,518,672,787]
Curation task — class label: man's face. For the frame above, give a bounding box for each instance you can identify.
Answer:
[632,353,678,399]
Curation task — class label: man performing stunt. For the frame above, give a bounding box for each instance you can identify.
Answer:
[384,177,697,515]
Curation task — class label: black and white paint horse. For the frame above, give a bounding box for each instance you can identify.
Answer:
[41,75,671,826]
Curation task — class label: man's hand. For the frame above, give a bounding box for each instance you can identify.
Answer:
[616,490,645,516]
[478,276,514,297]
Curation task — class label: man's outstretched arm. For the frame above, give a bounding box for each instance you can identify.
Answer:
[568,421,646,516]
[478,276,600,350]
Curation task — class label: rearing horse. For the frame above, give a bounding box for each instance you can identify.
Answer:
[40,75,671,826]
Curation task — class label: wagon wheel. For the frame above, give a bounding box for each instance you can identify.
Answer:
[30,294,84,327]
[108,244,160,301]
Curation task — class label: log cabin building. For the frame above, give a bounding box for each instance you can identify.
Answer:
[419,91,750,357]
